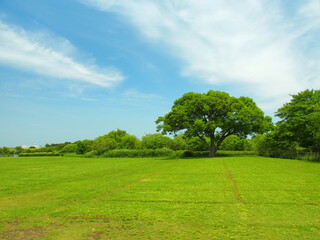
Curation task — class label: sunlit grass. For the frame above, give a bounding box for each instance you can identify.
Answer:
[0,156,319,239]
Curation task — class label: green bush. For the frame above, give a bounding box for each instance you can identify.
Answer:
[61,153,83,157]
[84,151,97,158]
[170,150,192,158]
[216,150,257,156]
[102,149,174,158]
[171,150,256,158]
[141,134,173,149]
[24,147,56,153]
[297,152,320,162]
[19,152,60,157]
[220,135,253,151]
[60,143,77,153]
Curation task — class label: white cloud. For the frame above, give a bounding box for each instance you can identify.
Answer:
[0,21,124,87]
[80,0,320,113]
[122,89,161,102]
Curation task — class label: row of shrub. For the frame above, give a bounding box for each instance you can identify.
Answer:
[217,150,257,156]
[15,147,319,161]
[95,149,174,158]
[81,149,256,159]
[171,150,256,158]
[1,147,257,158]
[19,152,61,157]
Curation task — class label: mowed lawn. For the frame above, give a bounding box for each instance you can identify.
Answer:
[0,156,319,240]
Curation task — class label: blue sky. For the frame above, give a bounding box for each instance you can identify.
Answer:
[0,0,319,147]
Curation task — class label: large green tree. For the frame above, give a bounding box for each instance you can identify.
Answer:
[156,90,272,157]
[275,89,320,152]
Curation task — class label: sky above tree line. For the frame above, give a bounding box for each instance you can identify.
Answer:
[0,0,319,147]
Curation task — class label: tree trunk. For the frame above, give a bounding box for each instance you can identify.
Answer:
[209,145,218,157]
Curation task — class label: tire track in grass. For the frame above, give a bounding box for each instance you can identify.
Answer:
[97,173,158,199]
[222,161,258,235]
[223,164,243,203]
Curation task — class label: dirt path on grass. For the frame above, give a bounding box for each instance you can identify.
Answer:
[223,165,243,203]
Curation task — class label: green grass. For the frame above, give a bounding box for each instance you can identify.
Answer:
[0,156,319,239]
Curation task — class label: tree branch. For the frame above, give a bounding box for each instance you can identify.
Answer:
[197,133,210,147]
[217,129,234,147]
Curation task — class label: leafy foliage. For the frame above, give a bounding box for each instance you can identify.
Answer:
[169,134,188,150]
[184,137,209,151]
[0,147,14,156]
[60,143,78,153]
[19,152,60,157]
[219,135,253,151]
[141,133,172,149]
[101,149,174,158]
[256,131,298,159]
[90,129,144,154]
[276,89,320,152]
[75,140,93,154]
[7,90,318,161]
[92,136,118,155]
[120,135,141,149]
[156,90,272,156]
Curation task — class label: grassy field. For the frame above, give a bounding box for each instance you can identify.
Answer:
[0,156,319,240]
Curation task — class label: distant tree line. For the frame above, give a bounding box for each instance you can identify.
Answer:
[1,89,319,160]
[0,129,256,157]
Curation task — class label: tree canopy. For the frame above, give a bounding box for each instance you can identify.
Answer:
[275,89,320,152]
[156,90,272,157]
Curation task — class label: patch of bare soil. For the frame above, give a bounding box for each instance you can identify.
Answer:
[0,227,46,240]
[87,231,107,240]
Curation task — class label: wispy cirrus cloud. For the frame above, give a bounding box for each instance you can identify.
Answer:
[122,89,160,100]
[0,21,124,87]
[80,0,320,112]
